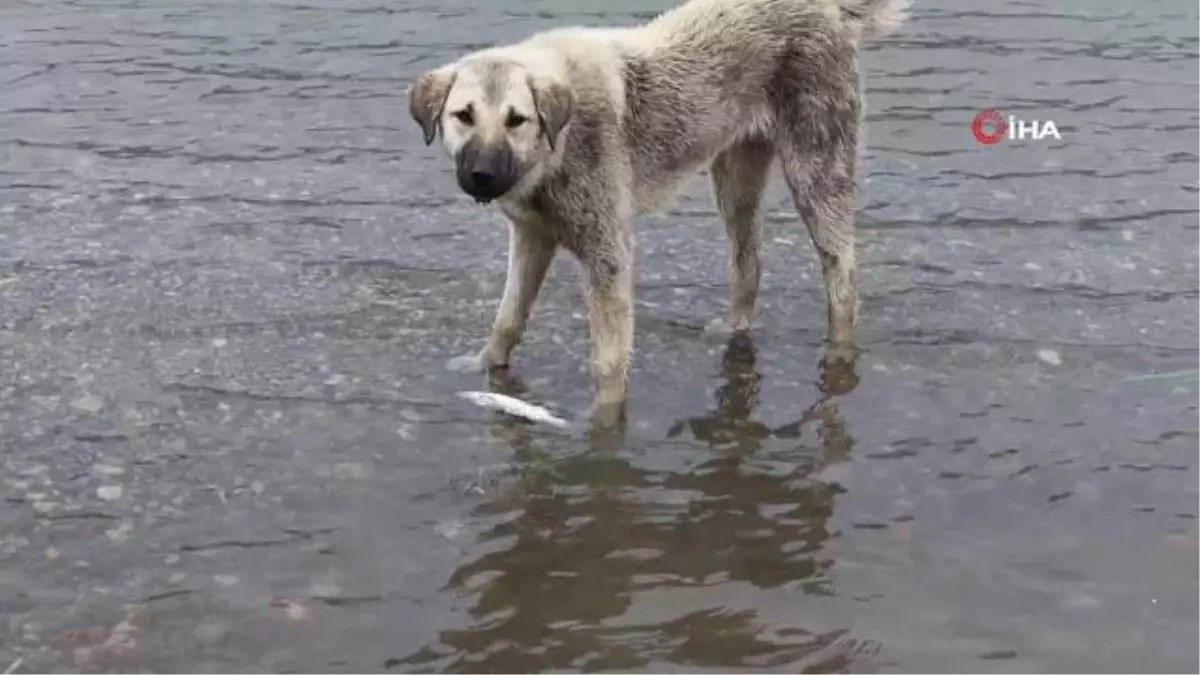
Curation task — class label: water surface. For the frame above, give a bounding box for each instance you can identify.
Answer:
[1,0,1197,672]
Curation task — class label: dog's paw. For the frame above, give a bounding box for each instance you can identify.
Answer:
[559,401,627,441]
[446,352,493,373]
[563,418,591,440]
[587,400,626,431]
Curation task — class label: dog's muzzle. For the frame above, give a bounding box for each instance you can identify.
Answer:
[456,139,519,204]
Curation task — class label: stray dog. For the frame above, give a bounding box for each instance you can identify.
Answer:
[407,0,910,428]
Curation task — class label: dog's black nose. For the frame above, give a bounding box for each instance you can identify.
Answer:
[456,140,517,202]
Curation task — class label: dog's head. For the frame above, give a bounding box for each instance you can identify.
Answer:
[407,55,575,204]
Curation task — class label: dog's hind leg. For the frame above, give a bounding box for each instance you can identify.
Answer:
[706,137,775,337]
[777,126,861,349]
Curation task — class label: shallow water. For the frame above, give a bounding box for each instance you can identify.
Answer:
[1,0,1197,672]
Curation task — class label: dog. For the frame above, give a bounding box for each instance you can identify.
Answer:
[406,0,910,429]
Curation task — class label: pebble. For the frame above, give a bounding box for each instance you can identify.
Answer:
[434,521,465,540]
[194,621,230,644]
[70,393,105,413]
[1061,591,1101,610]
[213,575,240,588]
[276,600,309,621]
[106,521,133,542]
[332,462,365,480]
[1037,349,1062,366]
[308,582,342,598]
[97,484,124,501]
[93,463,125,477]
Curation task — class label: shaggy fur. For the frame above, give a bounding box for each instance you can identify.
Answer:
[407,0,911,427]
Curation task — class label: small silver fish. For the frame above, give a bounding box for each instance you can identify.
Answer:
[456,391,572,429]
[4,656,25,675]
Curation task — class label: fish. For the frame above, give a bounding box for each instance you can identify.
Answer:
[456,391,572,429]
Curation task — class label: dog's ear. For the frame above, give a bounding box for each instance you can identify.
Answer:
[407,68,456,146]
[528,76,575,151]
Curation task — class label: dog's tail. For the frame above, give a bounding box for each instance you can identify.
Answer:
[838,0,912,41]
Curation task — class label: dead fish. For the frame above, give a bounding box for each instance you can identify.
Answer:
[456,391,572,429]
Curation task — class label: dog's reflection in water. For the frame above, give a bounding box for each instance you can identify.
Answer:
[404,336,864,673]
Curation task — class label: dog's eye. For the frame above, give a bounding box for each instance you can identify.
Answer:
[451,109,474,125]
[505,112,530,129]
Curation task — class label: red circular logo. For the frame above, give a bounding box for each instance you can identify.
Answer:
[971,109,1007,145]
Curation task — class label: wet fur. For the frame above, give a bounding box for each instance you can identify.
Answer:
[407,0,910,426]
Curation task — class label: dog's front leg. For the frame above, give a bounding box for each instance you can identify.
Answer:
[447,220,557,373]
[575,231,635,430]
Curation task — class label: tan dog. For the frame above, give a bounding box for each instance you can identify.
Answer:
[407,0,910,429]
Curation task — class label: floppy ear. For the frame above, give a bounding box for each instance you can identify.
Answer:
[407,68,456,146]
[528,76,575,151]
